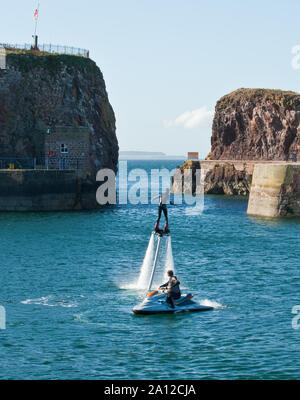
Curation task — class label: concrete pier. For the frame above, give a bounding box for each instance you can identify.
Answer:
[247,163,300,217]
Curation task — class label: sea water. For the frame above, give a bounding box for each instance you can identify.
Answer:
[0,160,299,379]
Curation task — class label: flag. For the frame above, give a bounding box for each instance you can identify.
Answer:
[34,9,38,20]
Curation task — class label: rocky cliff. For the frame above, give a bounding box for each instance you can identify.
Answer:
[209,88,300,160]
[172,160,254,196]
[173,88,300,197]
[0,49,118,175]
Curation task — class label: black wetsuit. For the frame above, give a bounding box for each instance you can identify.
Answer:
[157,202,168,226]
[160,276,181,308]
[156,196,168,230]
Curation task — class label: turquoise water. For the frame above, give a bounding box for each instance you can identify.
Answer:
[0,160,299,380]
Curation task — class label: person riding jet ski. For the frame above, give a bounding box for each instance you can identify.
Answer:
[159,270,181,308]
[154,189,172,234]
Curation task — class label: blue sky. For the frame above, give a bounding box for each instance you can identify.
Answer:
[1,1,300,157]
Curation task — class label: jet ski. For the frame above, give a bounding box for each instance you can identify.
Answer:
[133,288,213,315]
[133,221,214,315]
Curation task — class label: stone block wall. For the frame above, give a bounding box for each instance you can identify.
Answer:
[44,126,90,170]
[0,169,98,211]
[247,164,300,217]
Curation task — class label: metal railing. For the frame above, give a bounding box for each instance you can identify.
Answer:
[0,43,89,58]
[286,153,298,162]
[0,157,85,170]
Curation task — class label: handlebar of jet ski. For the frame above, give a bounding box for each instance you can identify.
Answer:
[159,287,168,293]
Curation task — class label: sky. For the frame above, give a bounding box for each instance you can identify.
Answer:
[1,0,300,157]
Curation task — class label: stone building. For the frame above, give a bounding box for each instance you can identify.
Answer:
[187,152,199,160]
[44,126,90,171]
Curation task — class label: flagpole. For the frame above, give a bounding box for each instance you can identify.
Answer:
[32,3,40,50]
[34,3,40,37]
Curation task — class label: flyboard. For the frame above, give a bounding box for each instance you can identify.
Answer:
[133,227,214,315]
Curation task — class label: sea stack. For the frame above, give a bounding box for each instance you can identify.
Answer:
[173,88,300,217]
[210,88,300,161]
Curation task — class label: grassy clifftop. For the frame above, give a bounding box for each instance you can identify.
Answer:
[217,88,300,110]
[5,49,98,76]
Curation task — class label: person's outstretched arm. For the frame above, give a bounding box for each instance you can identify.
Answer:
[159,282,168,288]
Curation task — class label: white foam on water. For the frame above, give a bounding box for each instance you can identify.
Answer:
[135,232,155,289]
[21,296,54,306]
[119,283,141,290]
[21,295,78,308]
[185,202,204,216]
[120,233,156,290]
[164,236,175,279]
[198,299,226,309]
[120,233,177,290]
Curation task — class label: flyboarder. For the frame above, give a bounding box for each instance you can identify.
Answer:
[154,189,171,234]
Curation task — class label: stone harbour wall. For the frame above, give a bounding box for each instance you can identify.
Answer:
[247,164,300,217]
[0,170,99,211]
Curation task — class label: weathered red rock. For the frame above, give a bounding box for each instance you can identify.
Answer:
[210,88,300,161]
[172,160,253,196]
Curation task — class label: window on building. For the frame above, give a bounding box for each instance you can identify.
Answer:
[61,144,68,154]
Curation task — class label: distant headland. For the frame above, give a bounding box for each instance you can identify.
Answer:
[119,151,184,160]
